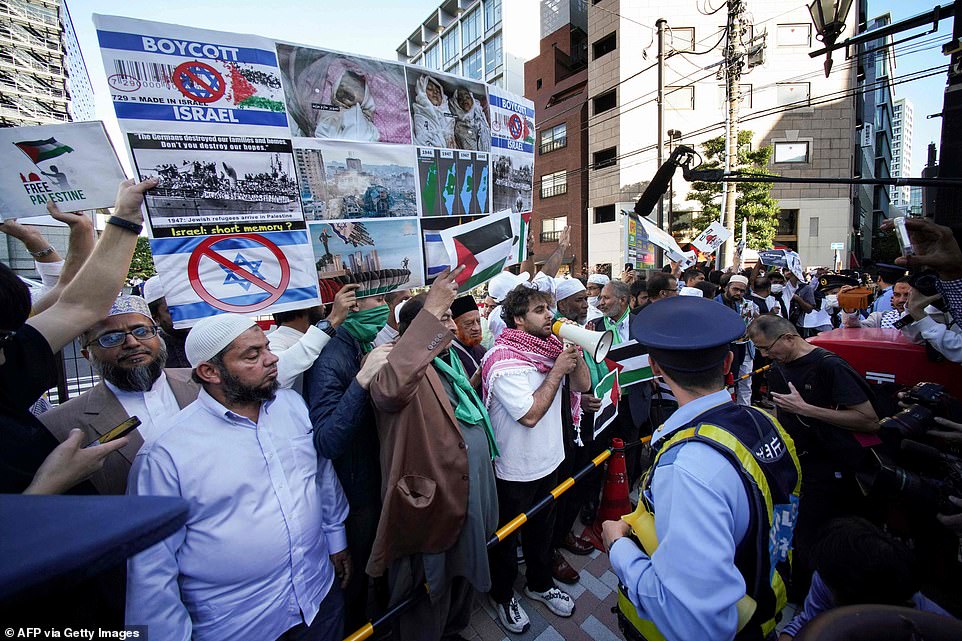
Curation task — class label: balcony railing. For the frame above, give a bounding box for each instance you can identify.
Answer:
[540,137,567,155]
[540,183,568,199]
[540,230,562,243]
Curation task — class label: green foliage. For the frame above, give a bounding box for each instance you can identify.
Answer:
[686,130,780,250]
[126,237,156,285]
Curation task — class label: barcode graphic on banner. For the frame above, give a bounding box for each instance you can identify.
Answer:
[113,60,175,85]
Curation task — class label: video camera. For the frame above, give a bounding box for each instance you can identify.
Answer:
[860,383,962,516]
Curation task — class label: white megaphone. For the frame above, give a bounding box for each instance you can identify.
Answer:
[551,320,614,363]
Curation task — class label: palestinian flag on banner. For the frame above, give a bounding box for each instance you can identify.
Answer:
[593,369,620,438]
[15,138,74,164]
[440,210,514,291]
[516,212,531,264]
[604,340,654,388]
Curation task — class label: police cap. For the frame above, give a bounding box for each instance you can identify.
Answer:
[631,296,745,372]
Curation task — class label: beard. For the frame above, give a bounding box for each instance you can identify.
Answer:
[217,364,279,405]
[456,329,482,347]
[91,340,167,392]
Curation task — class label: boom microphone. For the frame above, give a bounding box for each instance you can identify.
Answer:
[634,145,695,218]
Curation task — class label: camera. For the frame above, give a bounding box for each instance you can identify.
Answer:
[878,382,962,440]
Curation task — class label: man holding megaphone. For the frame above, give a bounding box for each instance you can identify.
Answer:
[481,285,591,634]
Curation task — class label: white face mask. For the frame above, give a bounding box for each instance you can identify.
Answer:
[587,296,599,307]
[771,284,784,295]
[824,294,839,308]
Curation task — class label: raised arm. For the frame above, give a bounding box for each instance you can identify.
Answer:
[31,204,98,315]
[27,178,158,352]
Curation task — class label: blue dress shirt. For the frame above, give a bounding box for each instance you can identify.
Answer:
[871,286,894,313]
[609,389,751,641]
[126,388,349,641]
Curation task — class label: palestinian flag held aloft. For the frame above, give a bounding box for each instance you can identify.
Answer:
[14,138,74,164]
[605,340,654,388]
[594,369,620,439]
[440,210,515,291]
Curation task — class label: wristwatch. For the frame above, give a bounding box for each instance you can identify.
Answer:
[315,319,336,338]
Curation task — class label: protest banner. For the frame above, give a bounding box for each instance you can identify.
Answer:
[0,122,126,218]
[405,69,491,151]
[439,209,515,291]
[491,149,533,213]
[758,249,788,267]
[309,218,423,302]
[418,147,490,216]
[489,87,534,155]
[632,212,686,258]
[150,229,320,328]
[128,133,302,237]
[692,220,733,254]
[94,15,290,135]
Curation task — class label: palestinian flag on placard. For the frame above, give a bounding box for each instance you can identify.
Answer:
[443,212,515,291]
[604,340,654,388]
[594,369,620,438]
[517,212,531,263]
[14,138,74,164]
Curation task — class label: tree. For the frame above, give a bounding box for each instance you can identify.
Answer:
[687,131,780,250]
[126,236,156,286]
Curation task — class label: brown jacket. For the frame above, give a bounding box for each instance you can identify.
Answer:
[39,369,198,495]
[366,309,470,577]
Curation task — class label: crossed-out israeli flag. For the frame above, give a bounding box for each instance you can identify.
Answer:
[150,230,320,329]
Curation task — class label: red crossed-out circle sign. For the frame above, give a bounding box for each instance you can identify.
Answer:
[173,61,226,104]
[187,234,290,313]
[508,113,524,140]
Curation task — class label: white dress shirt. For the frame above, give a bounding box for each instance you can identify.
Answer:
[269,325,330,391]
[373,323,399,347]
[126,388,349,641]
[104,371,180,443]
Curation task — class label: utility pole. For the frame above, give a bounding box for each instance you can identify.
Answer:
[721,0,746,268]
[656,18,667,266]
[935,1,962,226]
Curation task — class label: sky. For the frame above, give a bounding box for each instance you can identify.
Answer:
[65,0,949,178]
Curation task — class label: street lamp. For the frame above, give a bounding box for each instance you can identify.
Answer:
[808,0,855,77]
[666,129,683,233]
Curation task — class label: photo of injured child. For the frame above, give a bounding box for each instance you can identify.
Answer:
[277,45,413,144]
[406,69,491,151]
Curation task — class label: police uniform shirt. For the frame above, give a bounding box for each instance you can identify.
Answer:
[609,389,752,641]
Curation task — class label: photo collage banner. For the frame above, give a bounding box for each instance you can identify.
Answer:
[94,15,535,325]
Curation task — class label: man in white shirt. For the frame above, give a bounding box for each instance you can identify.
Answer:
[481,286,591,633]
[40,294,197,495]
[127,313,350,641]
[372,288,411,346]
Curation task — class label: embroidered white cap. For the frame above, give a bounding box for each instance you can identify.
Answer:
[142,275,164,305]
[185,313,257,368]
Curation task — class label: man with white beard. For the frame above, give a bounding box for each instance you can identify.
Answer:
[40,294,198,495]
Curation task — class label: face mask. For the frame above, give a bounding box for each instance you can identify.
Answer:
[587,296,599,308]
[824,294,838,308]
[771,284,784,295]
[340,304,390,351]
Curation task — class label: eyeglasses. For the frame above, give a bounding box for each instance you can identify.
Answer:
[86,325,160,349]
[754,332,790,352]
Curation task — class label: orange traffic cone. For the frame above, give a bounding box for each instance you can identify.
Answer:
[589,438,633,544]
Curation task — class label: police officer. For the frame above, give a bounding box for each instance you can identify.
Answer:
[602,296,802,641]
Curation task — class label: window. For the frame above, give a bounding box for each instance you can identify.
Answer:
[593,147,617,169]
[442,26,459,63]
[463,48,482,80]
[541,170,567,198]
[595,204,616,223]
[665,85,694,110]
[536,78,542,89]
[718,83,752,108]
[462,10,481,49]
[540,123,567,154]
[776,82,810,107]
[484,34,502,78]
[485,0,502,33]
[423,44,440,70]
[776,23,811,47]
[593,89,617,114]
[540,215,567,242]
[670,27,695,53]
[773,141,810,164]
[809,217,819,238]
[593,32,617,59]
[777,209,798,237]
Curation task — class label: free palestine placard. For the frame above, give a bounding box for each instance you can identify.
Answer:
[0,122,126,219]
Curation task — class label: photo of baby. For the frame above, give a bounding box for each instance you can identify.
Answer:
[406,69,491,151]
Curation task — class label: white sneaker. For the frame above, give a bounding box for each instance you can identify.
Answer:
[524,586,575,617]
[491,595,530,634]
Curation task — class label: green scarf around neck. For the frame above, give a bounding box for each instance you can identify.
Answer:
[433,350,500,460]
[586,308,628,389]
[341,304,390,353]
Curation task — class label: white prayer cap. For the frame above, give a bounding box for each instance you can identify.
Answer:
[186,313,257,368]
[679,286,704,297]
[142,275,164,305]
[488,271,530,303]
[555,277,586,302]
[587,273,610,286]
[728,275,750,287]
[394,299,407,325]
[105,294,153,320]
